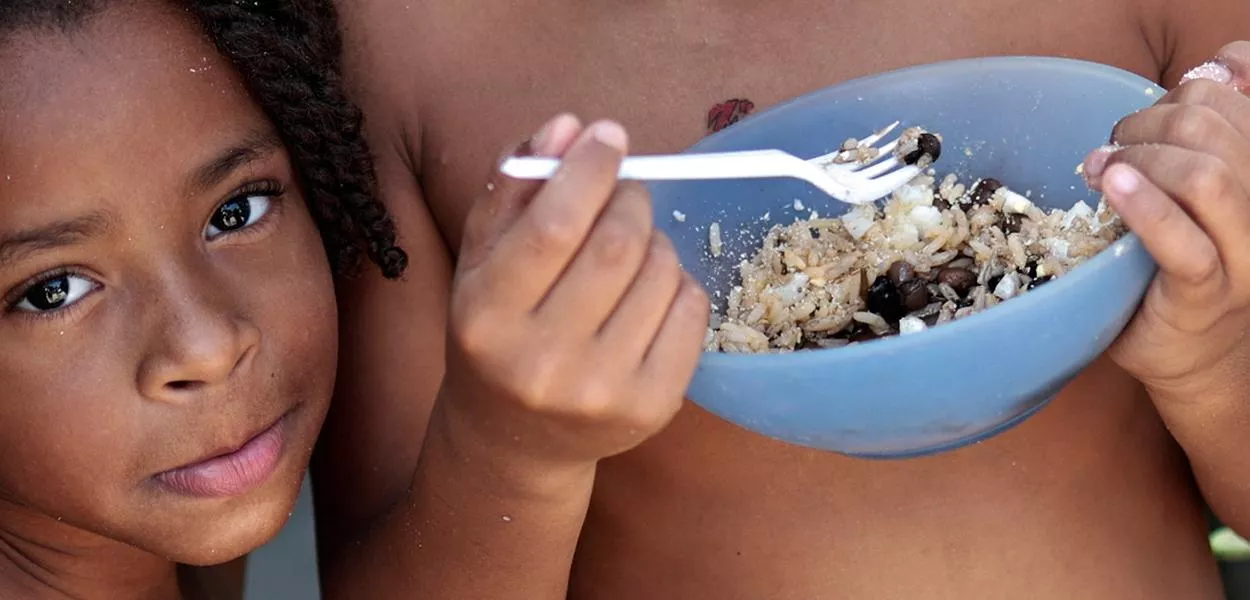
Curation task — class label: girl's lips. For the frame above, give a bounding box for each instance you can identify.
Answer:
[153,412,290,498]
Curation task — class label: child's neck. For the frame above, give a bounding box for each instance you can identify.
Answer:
[0,500,181,600]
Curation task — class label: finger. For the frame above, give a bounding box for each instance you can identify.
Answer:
[1179,42,1250,93]
[595,233,685,364]
[536,181,654,335]
[1156,78,1250,140]
[1084,82,1250,183]
[1179,60,1235,88]
[1103,143,1250,274]
[476,121,630,310]
[1109,102,1250,193]
[1081,144,1120,185]
[639,274,709,400]
[1215,41,1250,92]
[1099,162,1227,295]
[459,114,583,271]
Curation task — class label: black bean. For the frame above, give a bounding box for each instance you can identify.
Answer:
[1024,260,1040,279]
[847,323,879,343]
[969,178,1003,206]
[903,132,942,165]
[918,133,941,159]
[866,275,905,322]
[1000,212,1023,233]
[899,279,930,312]
[986,273,1004,292]
[886,261,916,286]
[1027,275,1053,290]
[935,267,977,296]
[809,227,821,239]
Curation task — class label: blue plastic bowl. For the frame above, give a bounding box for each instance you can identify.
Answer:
[651,57,1160,458]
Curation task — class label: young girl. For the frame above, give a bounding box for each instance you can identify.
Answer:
[0,0,407,597]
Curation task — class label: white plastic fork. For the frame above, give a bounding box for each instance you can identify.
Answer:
[499,121,925,205]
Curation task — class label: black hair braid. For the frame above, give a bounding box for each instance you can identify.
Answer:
[182,0,408,279]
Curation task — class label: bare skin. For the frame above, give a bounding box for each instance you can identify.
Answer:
[319,0,1250,597]
[0,3,337,598]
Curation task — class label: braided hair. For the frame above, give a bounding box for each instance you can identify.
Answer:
[1,0,409,279]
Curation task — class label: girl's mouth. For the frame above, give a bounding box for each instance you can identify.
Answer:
[152,409,294,498]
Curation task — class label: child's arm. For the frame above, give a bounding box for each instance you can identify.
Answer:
[305,52,595,593]
[317,114,705,598]
[1083,30,1250,535]
[1143,0,1250,534]
[314,9,705,591]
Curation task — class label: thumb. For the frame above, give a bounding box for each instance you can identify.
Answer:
[458,113,583,272]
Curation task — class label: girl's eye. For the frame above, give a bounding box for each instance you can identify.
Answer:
[205,194,273,239]
[13,274,97,313]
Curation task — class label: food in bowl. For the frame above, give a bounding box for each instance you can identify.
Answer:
[705,130,1126,354]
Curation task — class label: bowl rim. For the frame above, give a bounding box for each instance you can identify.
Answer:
[689,55,1162,369]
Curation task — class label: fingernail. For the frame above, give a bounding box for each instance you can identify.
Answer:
[531,117,559,154]
[591,121,629,152]
[1105,165,1139,197]
[1083,144,1119,178]
[1181,60,1233,85]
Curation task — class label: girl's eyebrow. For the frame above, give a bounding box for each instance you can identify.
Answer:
[0,132,283,271]
[0,211,112,269]
[186,130,284,197]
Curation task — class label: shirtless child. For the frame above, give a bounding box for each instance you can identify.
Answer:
[316,1,1250,597]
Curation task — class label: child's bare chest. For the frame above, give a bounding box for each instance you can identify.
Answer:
[413,0,1159,248]
[402,4,1216,594]
[572,360,1218,599]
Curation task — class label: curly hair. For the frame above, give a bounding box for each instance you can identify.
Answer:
[1,0,409,279]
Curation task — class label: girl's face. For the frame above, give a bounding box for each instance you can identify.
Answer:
[0,2,337,564]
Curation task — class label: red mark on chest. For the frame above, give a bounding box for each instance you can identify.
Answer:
[707,98,755,133]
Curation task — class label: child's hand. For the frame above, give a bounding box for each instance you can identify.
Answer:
[438,115,708,474]
[1083,42,1250,395]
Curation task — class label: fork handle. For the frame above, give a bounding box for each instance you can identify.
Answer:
[501,150,792,182]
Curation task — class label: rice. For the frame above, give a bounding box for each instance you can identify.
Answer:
[708,222,724,258]
[705,156,1126,353]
